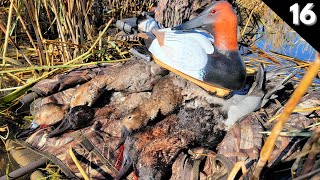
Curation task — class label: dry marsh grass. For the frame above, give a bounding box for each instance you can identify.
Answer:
[0,0,156,100]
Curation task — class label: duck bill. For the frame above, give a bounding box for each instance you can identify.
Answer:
[16,127,39,138]
[115,150,133,180]
[171,1,218,30]
[116,127,131,149]
[171,15,206,30]
[47,118,72,138]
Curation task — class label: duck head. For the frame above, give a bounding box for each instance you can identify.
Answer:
[117,110,146,148]
[47,105,94,138]
[16,103,68,138]
[172,1,238,51]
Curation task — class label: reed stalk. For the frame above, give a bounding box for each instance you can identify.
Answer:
[253,53,320,179]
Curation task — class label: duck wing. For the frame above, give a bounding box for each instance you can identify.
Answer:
[149,29,214,80]
[224,64,265,129]
[261,68,297,107]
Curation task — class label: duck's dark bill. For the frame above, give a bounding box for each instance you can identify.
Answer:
[16,128,38,139]
[47,118,72,138]
[116,127,131,150]
[172,14,206,30]
[115,152,133,180]
[171,2,216,30]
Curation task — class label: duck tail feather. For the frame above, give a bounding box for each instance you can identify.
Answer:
[280,69,298,85]
[261,69,297,107]
[248,63,265,95]
[266,65,294,79]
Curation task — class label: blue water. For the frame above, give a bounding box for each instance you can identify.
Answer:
[255,33,317,61]
[242,31,319,87]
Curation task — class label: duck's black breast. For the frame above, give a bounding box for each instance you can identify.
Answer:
[203,51,246,90]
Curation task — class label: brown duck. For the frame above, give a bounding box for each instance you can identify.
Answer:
[70,60,168,108]
[17,103,69,138]
[118,75,185,147]
[116,106,226,179]
[47,105,95,138]
[47,90,152,138]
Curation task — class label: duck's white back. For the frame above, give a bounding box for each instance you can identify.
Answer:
[149,28,214,80]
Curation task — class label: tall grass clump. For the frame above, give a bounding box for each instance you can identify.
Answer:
[0,0,155,102]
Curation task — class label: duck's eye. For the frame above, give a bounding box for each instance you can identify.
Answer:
[128,116,132,120]
[210,10,216,14]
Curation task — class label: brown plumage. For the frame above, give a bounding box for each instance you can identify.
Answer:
[116,65,295,179]
[70,75,108,107]
[117,105,226,179]
[17,65,111,114]
[17,103,69,138]
[24,91,154,179]
[70,60,168,107]
[121,68,235,133]
[118,72,231,147]
[34,103,69,127]
[20,58,314,179]
[122,75,185,131]
[29,88,76,116]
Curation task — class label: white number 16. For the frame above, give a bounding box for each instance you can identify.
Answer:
[290,3,317,26]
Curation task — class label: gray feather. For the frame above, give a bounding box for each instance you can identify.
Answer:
[224,64,265,129]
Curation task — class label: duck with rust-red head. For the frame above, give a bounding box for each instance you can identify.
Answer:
[144,1,246,94]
